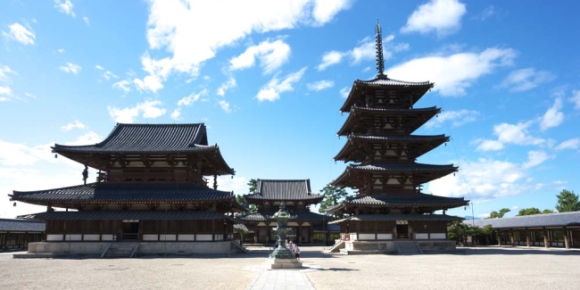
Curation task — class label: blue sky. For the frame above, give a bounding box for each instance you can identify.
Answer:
[1,0,580,219]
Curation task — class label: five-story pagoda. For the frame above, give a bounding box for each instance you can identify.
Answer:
[327,22,468,253]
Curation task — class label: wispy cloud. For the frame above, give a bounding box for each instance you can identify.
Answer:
[400,0,466,37]
[540,98,564,131]
[425,109,479,128]
[256,67,306,102]
[339,87,350,98]
[61,120,86,131]
[501,68,555,92]
[219,100,231,113]
[54,0,75,17]
[113,80,131,93]
[2,23,35,45]
[229,39,291,74]
[177,89,207,107]
[569,90,580,109]
[59,62,82,74]
[107,100,166,123]
[216,77,237,97]
[555,138,580,150]
[307,80,334,91]
[476,121,546,151]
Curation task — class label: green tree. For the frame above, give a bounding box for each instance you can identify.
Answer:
[555,189,580,212]
[542,209,554,214]
[235,195,257,213]
[488,208,510,218]
[247,178,258,193]
[447,221,469,244]
[318,184,348,215]
[517,208,541,216]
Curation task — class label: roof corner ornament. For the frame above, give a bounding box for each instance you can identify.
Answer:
[375,19,386,79]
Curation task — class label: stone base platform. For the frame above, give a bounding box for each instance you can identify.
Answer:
[337,240,457,255]
[270,258,303,269]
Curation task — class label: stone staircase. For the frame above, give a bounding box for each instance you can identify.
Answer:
[327,240,345,253]
[231,241,249,254]
[395,241,422,255]
[101,242,138,258]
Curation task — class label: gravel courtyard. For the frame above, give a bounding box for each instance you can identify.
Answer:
[1,246,579,290]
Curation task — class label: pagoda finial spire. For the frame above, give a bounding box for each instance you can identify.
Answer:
[375,19,386,79]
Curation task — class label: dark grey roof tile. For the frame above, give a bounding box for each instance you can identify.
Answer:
[0,218,45,232]
[468,212,580,229]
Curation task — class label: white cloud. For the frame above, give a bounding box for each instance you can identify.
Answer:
[256,67,306,102]
[339,87,350,98]
[540,98,564,131]
[476,121,545,151]
[387,48,516,96]
[425,109,479,128]
[229,39,291,74]
[107,100,166,123]
[216,176,248,193]
[400,0,466,37]
[316,35,399,71]
[311,0,353,26]
[95,65,104,70]
[0,65,16,82]
[0,86,11,97]
[83,16,90,26]
[216,77,237,97]
[66,131,102,146]
[555,138,580,150]
[178,89,207,106]
[569,90,580,109]
[113,80,131,93]
[2,23,35,45]
[219,100,232,113]
[501,68,555,92]
[103,71,118,80]
[428,158,539,201]
[307,80,334,91]
[57,48,65,54]
[522,150,550,169]
[476,140,504,151]
[170,108,181,120]
[135,0,350,93]
[61,120,86,131]
[59,62,82,74]
[317,51,344,71]
[474,6,496,20]
[54,0,75,17]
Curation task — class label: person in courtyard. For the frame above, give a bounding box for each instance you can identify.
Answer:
[288,240,296,254]
[294,242,301,262]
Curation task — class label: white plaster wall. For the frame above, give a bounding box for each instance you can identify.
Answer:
[377,233,392,240]
[46,234,63,241]
[143,234,158,241]
[196,234,213,241]
[178,234,194,241]
[83,234,100,241]
[349,233,358,241]
[101,234,115,241]
[159,234,176,241]
[415,233,429,240]
[430,233,446,239]
[65,234,82,241]
[359,233,375,240]
[26,241,235,255]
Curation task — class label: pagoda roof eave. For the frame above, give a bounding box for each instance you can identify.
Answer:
[328,213,464,224]
[237,211,331,223]
[342,194,469,208]
[331,163,458,187]
[333,134,449,161]
[340,78,434,112]
[336,106,440,136]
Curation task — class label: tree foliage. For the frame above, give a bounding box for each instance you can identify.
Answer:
[318,184,348,215]
[447,221,493,245]
[542,209,554,214]
[488,208,510,218]
[555,189,580,212]
[247,178,258,194]
[517,207,554,216]
[234,179,258,214]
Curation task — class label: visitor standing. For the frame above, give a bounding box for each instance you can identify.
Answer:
[294,243,301,262]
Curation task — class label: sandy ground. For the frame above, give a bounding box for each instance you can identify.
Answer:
[1,246,579,290]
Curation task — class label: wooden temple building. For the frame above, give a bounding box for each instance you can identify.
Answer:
[238,179,333,244]
[10,123,246,256]
[327,23,469,254]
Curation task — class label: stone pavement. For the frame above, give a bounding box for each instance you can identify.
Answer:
[246,270,315,290]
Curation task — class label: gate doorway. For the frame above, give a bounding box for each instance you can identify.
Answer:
[122,220,139,241]
[396,224,409,239]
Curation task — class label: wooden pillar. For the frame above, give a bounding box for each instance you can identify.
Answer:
[525,229,531,247]
[497,230,501,246]
[563,227,570,249]
[510,229,515,246]
[543,227,549,248]
[212,220,216,241]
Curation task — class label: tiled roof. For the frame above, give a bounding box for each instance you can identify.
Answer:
[20,210,233,221]
[0,218,45,232]
[344,194,468,207]
[11,182,235,204]
[53,123,213,153]
[245,179,323,202]
[347,134,448,142]
[355,76,433,87]
[468,212,580,229]
[337,106,440,136]
[350,163,457,172]
[237,211,329,222]
[329,214,463,224]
